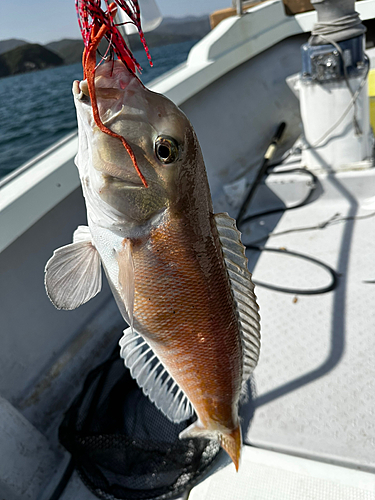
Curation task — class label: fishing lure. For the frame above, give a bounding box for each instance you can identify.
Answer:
[75,0,152,187]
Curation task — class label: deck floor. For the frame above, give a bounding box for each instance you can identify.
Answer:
[189,447,375,500]
[235,166,375,472]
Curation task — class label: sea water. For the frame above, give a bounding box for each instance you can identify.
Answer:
[0,40,199,179]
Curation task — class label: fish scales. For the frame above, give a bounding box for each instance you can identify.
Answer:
[45,50,261,470]
[130,211,243,429]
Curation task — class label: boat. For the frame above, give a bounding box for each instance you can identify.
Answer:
[0,0,375,498]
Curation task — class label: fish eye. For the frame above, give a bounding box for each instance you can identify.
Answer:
[155,136,179,164]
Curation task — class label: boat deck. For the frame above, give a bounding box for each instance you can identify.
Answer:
[190,446,375,500]
[222,161,375,473]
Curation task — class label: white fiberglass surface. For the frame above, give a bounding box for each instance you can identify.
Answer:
[189,446,375,500]
[226,167,375,472]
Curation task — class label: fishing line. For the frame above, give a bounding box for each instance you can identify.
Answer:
[305,54,370,147]
[248,211,375,246]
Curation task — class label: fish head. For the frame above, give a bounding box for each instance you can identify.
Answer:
[73,60,210,226]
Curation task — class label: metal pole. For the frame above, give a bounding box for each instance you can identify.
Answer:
[237,0,243,16]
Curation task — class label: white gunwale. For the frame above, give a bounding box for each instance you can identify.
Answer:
[0,0,373,253]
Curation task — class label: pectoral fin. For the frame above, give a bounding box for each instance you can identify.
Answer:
[44,225,102,310]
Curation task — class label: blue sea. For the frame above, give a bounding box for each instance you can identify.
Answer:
[0,40,198,179]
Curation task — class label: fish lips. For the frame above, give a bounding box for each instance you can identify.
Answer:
[72,64,148,189]
[72,79,126,102]
[73,60,137,103]
[72,79,87,102]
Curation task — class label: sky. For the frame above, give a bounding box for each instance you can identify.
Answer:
[0,0,231,44]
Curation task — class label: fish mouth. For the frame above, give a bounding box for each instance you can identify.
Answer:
[73,61,149,189]
[73,60,135,104]
[72,79,123,105]
[72,78,125,102]
[73,79,87,101]
[108,175,145,189]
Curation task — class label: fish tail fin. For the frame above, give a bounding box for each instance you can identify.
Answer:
[179,421,242,471]
[219,425,242,472]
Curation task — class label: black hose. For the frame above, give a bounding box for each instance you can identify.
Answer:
[48,457,75,500]
[236,122,339,295]
[246,245,339,295]
[239,168,317,225]
[237,122,286,226]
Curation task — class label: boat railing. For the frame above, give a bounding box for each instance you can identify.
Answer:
[0,130,78,189]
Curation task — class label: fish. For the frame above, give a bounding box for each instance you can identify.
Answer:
[44,1,260,470]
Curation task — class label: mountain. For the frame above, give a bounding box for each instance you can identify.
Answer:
[0,59,10,77]
[0,15,211,76]
[46,39,84,66]
[46,15,211,66]
[0,44,63,76]
[0,38,28,55]
[129,15,211,50]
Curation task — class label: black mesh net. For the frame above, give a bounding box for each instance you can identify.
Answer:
[59,345,221,500]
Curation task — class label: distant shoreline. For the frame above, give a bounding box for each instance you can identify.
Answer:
[0,16,211,78]
[0,39,197,178]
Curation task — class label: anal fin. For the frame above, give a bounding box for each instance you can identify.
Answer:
[119,327,194,423]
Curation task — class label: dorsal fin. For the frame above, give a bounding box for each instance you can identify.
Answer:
[214,213,261,385]
[44,225,102,310]
[119,327,194,423]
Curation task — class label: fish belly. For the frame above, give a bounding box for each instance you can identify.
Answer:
[131,213,243,432]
